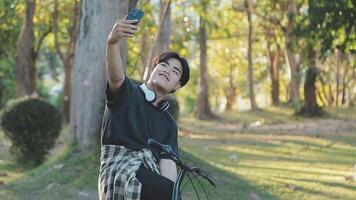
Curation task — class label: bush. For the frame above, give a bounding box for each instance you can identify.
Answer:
[0,97,62,166]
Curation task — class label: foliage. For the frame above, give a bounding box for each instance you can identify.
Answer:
[0,0,355,121]
[0,0,22,59]
[0,97,62,166]
[0,58,16,108]
[0,1,23,107]
[295,0,355,56]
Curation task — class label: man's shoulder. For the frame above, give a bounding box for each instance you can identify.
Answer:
[125,75,141,87]
[165,111,176,121]
[164,111,178,128]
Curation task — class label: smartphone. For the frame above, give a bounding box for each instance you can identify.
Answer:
[125,8,144,25]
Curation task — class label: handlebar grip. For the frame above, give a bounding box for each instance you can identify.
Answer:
[147,138,177,157]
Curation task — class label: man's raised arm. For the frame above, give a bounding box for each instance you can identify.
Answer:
[105,17,138,93]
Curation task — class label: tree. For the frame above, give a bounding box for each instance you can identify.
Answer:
[0,0,21,106]
[14,0,52,97]
[284,0,302,110]
[257,1,284,106]
[295,0,355,115]
[304,0,355,107]
[15,0,36,96]
[194,0,217,119]
[266,35,281,106]
[245,0,258,110]
[142,0,171,81]
[157,0,171,54]
[298,44,323,116]
[70,0,138,150]
[52,0,80,122]
[255,0,303,110]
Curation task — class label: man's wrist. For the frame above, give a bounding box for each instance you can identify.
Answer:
[107,38,121,45]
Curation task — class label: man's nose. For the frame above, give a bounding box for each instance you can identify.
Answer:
[163,70,170,76]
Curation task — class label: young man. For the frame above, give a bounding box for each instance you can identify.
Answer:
[98,16,190,200]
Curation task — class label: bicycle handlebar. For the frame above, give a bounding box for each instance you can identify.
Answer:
[147,138,216,187]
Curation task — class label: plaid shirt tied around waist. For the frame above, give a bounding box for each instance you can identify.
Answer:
[98,145,160,200]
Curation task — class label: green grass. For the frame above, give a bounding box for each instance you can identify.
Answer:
[0,106,355,199]
[177,106,356,200]
[0,144,99,199]
[0,125,100,200]
[178,150,278,199]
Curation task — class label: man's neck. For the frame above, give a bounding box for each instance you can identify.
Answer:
[146,82,166,106]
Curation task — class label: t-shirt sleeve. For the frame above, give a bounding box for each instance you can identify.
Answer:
[105,73,134,109]
[161,121,179,159]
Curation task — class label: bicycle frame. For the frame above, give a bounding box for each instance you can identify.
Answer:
[172,168,185,200]
[147,138,216,200]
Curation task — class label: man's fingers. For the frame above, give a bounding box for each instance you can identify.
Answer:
[122,19,139,23]
[119,32,134,38]
[117,23,137,29]
[117,18,138,24]
[115,27,137,34]
[123,28,137,34]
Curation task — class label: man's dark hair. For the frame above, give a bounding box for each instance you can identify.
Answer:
[152,51,190,89]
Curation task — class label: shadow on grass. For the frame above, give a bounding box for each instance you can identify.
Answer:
[0,145,100,200]
[179,149,278,200]
[267,176,355,200]
[0,146,278,200]
[286,177,356,193]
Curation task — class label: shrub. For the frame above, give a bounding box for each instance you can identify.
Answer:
[0,97,62,166]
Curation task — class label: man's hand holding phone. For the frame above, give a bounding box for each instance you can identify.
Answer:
[107,9,144,44]
[107,18,138,44]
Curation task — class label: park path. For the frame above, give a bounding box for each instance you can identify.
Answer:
[245,119,356,135]
[180,118,356,136]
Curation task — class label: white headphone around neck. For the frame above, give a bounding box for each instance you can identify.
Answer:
[139,83,156,102]
[139,83,170,111]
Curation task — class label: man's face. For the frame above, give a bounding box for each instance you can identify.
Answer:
[148,58,183,94]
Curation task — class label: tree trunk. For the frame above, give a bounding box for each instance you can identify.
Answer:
[142,0,171,81]
[317,86,327,107]
[341,64,349,105]
[225,65,237,111]
[299,46,323,116]
[62,59,73,122]
[225,86,237,111]
[284,0,301,111]
[195,13,216,119]
[318,75,330,106]
[300,67,322,116]
[139,30,150,80]
[157,0,171,53]
[328,84,334,106]
[15,0,36,97]
[335,49,341,106]
[267,40,281,105]
[70,0,137,150]
[245,0,258,110]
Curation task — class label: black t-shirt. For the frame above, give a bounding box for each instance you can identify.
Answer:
[100,73,179,161]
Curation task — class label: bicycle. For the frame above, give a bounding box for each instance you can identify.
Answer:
[148,138,216,200]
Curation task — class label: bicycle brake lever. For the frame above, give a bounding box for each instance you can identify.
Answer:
[159,151,183,167]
